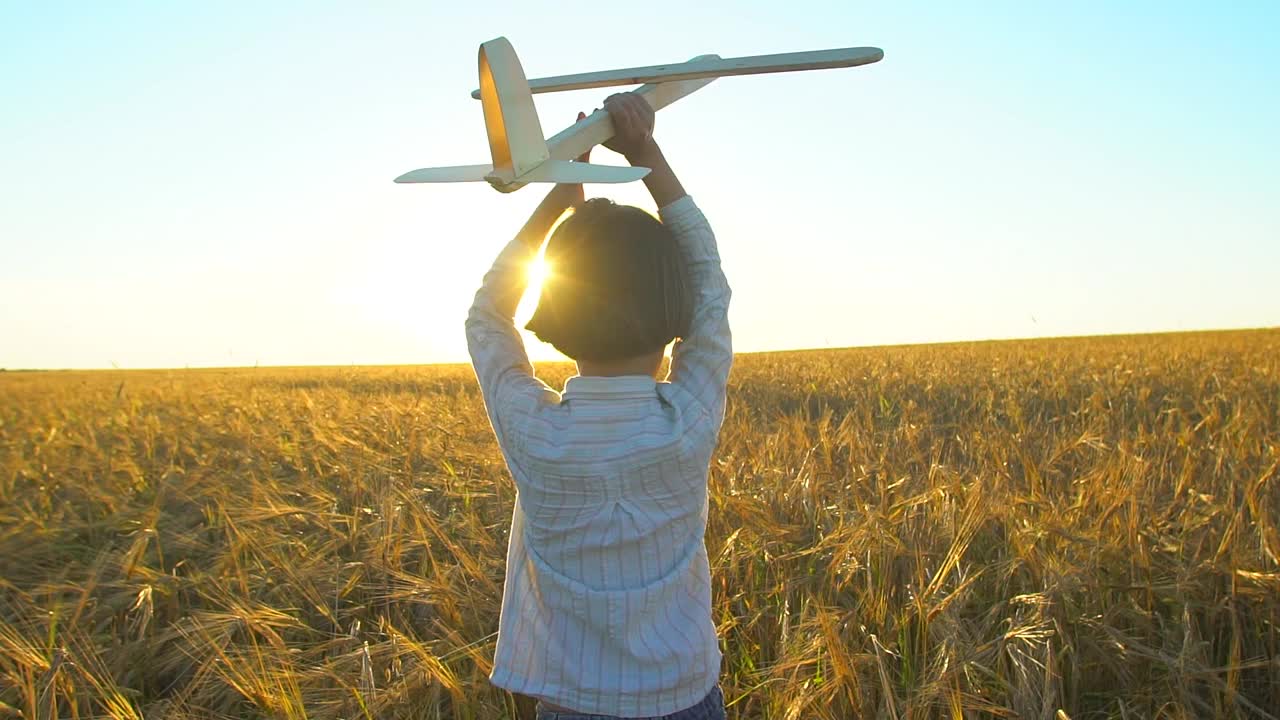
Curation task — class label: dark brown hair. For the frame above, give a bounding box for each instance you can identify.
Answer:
[525,198,691,362]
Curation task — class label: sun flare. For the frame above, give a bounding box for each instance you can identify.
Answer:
[527,255,550,296]
[515,255,551,331]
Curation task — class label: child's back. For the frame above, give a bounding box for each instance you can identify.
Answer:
[465,94,730,719]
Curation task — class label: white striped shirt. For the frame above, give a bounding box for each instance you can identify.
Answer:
[465,195,731,717]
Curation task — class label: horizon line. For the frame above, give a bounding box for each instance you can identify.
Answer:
[4,325,1276,374]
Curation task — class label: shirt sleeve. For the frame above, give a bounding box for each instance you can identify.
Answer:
[660,196,732,423]
[465,235,558,447]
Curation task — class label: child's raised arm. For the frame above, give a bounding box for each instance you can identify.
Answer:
[601,93,686,208]
[604,93,733,421]
[464,137,590,435]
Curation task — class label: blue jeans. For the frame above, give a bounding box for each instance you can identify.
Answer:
[535,685,726,720]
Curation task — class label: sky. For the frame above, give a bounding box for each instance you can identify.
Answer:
[1,1,1277,369]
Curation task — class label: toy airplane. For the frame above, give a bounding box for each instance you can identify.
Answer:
[395,37,883,193]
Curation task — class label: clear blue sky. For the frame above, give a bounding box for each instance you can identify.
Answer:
[2,1,1276,369]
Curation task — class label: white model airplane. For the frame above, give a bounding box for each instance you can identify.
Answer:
[395,37,883,193]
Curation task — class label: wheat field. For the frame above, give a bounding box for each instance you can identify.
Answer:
[1,329,1277,719]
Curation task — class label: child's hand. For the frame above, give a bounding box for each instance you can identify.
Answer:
[601,92,656,159]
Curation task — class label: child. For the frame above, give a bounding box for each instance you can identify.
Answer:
[466,91,731,720]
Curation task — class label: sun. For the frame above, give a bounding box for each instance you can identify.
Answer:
[515,254,551,328]
[527,255,551,295]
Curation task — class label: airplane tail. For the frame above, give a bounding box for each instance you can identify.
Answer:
[394,164,493,184]
[518,160,649,184]
[396,38,652,190]
[478,37,548,178]
[395,160,647,186]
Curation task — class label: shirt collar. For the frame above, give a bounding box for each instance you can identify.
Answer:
[562,374,658,401]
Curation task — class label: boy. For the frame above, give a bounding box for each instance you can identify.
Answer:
[466,91,731,719]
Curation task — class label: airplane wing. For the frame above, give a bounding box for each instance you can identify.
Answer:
[470,46,883,98]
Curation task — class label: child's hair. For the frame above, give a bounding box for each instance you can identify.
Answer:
[525,198,692,362]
